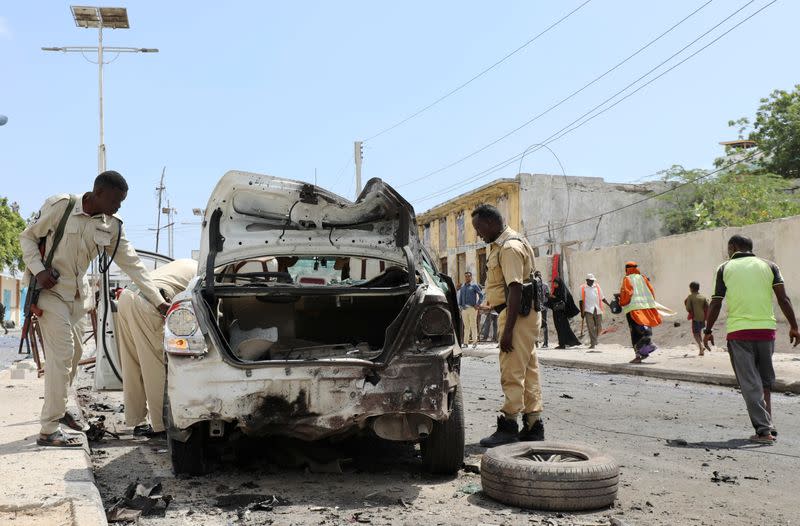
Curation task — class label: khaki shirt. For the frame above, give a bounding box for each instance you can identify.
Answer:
[20,193,164,309]
[485,226,536,307]
[150,259,198,300]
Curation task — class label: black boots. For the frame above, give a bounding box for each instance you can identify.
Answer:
[479,415,520,448]
[519,413,545,441]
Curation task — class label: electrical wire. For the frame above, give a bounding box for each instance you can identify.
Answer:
[413,0,757,202]
[363,0,593,143]
[517,143,571,240]
[412,0,773,205]
[398,0,715,188]
[331,155,353,195]
[520,152,759,240]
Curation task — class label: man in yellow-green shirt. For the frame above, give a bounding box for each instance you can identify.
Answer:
[704,235,799,444]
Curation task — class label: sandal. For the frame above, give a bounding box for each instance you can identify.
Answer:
[748,433,775,444]
[37,429,83,448]
[59,412,89,432]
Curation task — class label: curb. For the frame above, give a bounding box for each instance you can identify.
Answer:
[0,360,108,526]
[462,348,800,394]
[67,385,109,526]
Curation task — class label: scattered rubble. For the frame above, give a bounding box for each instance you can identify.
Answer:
[711,471,738,484]
[462,463,481,474]
[86,415,119,442]
[214,493,290,511]
[106,480,172,522]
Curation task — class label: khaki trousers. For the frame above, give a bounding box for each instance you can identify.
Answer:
[37,290,87,434]
[117,290,167,432]
[462,307,479,344]
[585,312,602,346]
[498,309,543,417]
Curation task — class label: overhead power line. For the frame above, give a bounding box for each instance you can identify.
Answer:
[520,152,759,240]
[362,0,593,142]
[398,0,715,188]
[413,0,773,205]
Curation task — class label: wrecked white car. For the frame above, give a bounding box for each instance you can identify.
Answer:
[163,172,465,474]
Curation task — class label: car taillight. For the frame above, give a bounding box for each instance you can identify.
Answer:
[165,300,207,356]
[419,306,453,337]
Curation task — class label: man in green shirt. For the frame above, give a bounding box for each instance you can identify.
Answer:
[684,282,709,356]
[704,235,799,444]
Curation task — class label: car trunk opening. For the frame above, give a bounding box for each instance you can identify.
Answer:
[202,256,417,362]
[213,289,411,361]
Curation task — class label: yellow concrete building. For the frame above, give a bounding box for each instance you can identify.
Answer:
[417,178,520,288]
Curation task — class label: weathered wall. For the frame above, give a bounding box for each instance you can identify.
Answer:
[519,173,669,252]
[563,215,800,316]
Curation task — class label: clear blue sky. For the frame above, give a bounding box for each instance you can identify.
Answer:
[1,1,796,259]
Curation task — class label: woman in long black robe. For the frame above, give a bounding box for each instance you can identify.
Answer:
[550,277,582,348]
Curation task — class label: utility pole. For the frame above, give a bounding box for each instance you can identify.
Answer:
[162,201,176,259]
[354,140,363,199]
[42,6,158,174]
[155,167,165,253]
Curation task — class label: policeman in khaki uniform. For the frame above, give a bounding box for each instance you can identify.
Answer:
[471,204,545,447]
[20,171,169,447]
[118,258,197,437]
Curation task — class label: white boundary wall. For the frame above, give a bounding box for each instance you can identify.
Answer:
[563,215,800,315]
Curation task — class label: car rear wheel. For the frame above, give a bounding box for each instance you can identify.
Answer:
[164,384,211,475]
[421,384,465,475]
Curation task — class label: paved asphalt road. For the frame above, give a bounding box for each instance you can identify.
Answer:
[85,356,800,526]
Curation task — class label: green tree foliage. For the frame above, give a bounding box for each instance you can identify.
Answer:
[0,198,26,272]
[657,165,800,235]
[730,84,800,178]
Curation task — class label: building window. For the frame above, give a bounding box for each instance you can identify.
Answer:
[423,223,431,248]
[439,219,447,253]
[440,257,448,276]
[456,212,465,246]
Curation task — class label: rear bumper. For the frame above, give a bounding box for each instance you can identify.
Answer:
[166,347,460,441]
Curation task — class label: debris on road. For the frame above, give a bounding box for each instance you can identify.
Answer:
[86,415,120,442]
[214,493,290,512]
[560,393,574,399]
[106,480,172,522]
[350,511,372,523]
[89,402,122,412]
[711,471,738,484]
[666,438,687,447]
[462,463,481,474]
[458,483,482,495]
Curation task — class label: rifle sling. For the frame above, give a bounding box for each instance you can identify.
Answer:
[43,196,77,270]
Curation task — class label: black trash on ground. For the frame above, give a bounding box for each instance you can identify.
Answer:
[711,471,738,484]
[86,415,120,442]
[106,480,172,522]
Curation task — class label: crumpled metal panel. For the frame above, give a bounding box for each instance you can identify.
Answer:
[167,351,458,441]
[197,172,423,273]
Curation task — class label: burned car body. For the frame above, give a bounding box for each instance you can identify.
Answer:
[163,172,464,474]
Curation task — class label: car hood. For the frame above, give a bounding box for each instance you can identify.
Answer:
[198,171,422,274]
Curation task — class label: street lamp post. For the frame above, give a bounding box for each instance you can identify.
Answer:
[42,6,158,174]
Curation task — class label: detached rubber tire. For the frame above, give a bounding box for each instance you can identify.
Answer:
[164,384,210,475]
[480,441,618,511]
[421,384,465,475]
